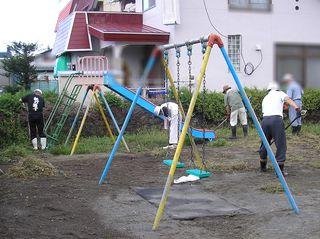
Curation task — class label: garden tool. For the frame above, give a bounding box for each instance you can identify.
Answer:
[270,110,307,146]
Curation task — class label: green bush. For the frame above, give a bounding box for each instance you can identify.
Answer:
[170,87,320,123]
[104,92,129,109]
[0,90,59,149]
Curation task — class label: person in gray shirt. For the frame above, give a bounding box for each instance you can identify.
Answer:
[281,74,303,135]
[223,85,248,139]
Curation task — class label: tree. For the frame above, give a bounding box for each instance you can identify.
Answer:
[2,42,38,90]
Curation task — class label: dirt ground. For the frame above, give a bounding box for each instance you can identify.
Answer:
[1,134,320,239]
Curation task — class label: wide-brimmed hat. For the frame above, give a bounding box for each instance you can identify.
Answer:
[222,85,231,93]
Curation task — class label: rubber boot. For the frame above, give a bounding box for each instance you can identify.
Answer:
[292,126,298,135]
[296,125,302,135]
[40,138,47,150]
[229,126,237,139]
[279,164,288,177]
[243,125,248,137]
[31,138,38,150]
[260,161,267,172]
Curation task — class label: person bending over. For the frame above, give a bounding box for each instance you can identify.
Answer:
[259,82,301,176]
[154,102,180,149]
[223,85,248,139]
[20,89,46,150]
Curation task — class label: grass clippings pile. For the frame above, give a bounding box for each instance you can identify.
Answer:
[8,157,57,179]
[260,182,285,194]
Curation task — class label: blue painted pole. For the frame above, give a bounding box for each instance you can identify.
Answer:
[99,90,130,152]
[98,50,159,185]
[64,87,90,145]
[219,46,299,214]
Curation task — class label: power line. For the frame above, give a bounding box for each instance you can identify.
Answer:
[202,0,263,75]
[202,0,228,38]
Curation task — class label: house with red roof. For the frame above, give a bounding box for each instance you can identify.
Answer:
[52,0,170,91]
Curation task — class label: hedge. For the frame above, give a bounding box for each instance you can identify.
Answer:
[0,88,319,149]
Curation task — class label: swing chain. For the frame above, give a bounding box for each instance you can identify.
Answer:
[186,43,193,93]
[175,46,182,147]
[201,42,208,171]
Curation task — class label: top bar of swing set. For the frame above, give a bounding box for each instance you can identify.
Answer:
[159,36,211,51]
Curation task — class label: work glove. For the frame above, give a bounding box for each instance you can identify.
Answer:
[295,107,301,118]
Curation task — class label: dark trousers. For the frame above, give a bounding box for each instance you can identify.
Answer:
[259,116,287,165]
[28,115,45,140]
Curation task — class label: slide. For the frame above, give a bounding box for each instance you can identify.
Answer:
[104,73,215,141]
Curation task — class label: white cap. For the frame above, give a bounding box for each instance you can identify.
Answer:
[282,73,294,82]
[154,106,161,116]
[34,89,42,94]
[267,82,280,91]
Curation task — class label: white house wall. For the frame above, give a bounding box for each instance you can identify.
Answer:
[141,0,320,91]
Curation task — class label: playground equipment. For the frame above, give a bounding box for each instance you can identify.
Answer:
[151,34,299,230]
[44,57,129,153]
[99,46,217,184]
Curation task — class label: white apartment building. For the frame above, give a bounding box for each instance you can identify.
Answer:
[139,0,320,90]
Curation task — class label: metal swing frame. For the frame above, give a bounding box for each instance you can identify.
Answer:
[69,85,130,155]
[152,34,299,230]
[162,47,209,175]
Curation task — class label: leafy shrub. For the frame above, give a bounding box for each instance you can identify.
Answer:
[3,85,23,94]
[104,92,129,109]
[0,90,59,149]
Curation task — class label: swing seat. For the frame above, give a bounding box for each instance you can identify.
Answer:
[163,159,185,168]
[186,169,211,178]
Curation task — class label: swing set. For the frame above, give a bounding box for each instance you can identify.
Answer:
[94,34,299,230]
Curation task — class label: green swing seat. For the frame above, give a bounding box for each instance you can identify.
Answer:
[186,169,211,178]
[163,159,185,168]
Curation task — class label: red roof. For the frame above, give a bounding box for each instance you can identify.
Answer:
[52,12,169,56]
[87,12,169,43]
[68,13,91,50]
[55,0,96,32]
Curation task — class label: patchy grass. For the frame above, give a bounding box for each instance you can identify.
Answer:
[49,128,168,155]
[207,160,249,173]
[260,182,284,194]
[307,161,320,169]
[0,144,31,164]
[7,157,57,179]
[49,145,71,155]
[208,138,227,147]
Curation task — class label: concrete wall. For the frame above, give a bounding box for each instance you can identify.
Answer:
[141,0,320,91]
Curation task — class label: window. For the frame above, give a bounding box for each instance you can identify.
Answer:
[228,35,241,72]
[276,45,320,88]
[143,0,156,11]
[229,0,272,11]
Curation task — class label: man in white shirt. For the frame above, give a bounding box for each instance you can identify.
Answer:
[154,102,180,149]
[259,82,301,175]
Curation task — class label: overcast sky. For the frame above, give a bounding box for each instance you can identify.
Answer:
[0,0,70,51]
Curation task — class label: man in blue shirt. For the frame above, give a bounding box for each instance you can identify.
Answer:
[281,74,303,135]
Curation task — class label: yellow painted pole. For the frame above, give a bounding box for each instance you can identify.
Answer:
[153,44,213,230]
[93,91,115,143]
[162,59,203,170]
[70,91,93,156]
